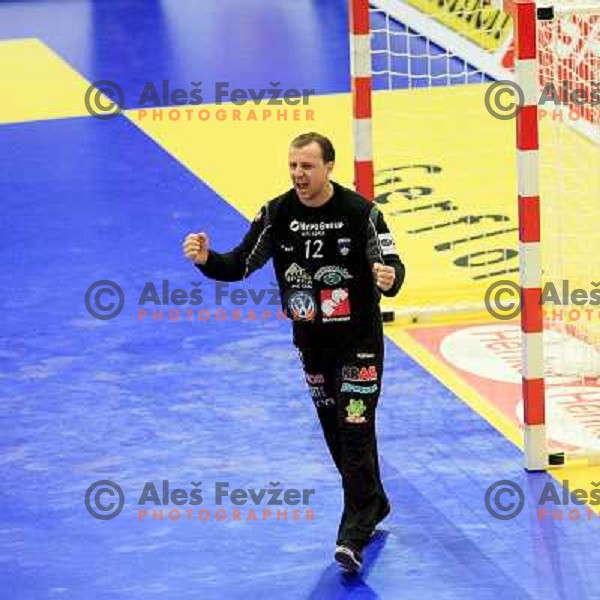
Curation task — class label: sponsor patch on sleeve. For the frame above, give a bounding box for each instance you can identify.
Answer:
[378,233,397,256]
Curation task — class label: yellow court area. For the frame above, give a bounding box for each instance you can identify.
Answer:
[371,85,519,315]
[0,38,96,124]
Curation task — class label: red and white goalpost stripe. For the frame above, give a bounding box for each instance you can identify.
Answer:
[352,0,552,467]
[509,0,547,470]
[349,0,374,200]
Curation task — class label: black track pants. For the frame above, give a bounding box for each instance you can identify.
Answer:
[299,342,389,548]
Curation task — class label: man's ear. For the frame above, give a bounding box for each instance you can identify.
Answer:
[326,161,335,176]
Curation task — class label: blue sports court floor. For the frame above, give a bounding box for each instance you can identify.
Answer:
[1,2,599,599]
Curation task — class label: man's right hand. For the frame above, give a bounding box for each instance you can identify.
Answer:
[183,232,210,266]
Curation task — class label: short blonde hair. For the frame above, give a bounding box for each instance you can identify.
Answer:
[290,132,335,163]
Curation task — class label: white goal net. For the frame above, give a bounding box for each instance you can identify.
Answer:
[367,0,600,456]
[536,2,600,453]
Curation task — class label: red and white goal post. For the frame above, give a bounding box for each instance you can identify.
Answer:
[349,0,600,471]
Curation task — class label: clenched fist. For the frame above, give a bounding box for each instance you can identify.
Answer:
[182,232,210,266]
[372,262,395,292]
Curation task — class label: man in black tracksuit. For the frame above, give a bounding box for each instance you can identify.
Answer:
[183,132,405,572]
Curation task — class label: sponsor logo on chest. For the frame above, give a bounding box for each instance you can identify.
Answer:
[337,238,351,256]
[289,219,344,237]
[287,290,316,321]
[314,266,353,286]
[320,288,351,323]
[284,263,312,289]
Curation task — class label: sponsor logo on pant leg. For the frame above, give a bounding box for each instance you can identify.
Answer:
[342,365,378,382]
[345,399,367,424]
[340,383,378,394]
[305,373,325,385]
[309,385,328,400]
[315,398,335,408]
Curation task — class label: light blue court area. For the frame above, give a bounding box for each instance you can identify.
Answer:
[1,2,600,599]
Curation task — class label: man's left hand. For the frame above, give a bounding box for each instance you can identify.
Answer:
[373,263,395,292]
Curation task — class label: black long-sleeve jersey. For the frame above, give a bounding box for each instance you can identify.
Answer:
[196,182,405,348]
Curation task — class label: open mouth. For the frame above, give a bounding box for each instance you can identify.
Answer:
[295,182,309,192]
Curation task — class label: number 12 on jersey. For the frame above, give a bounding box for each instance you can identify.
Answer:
[304,239,324,259]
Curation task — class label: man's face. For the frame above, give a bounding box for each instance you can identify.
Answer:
[289,142,334,202]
